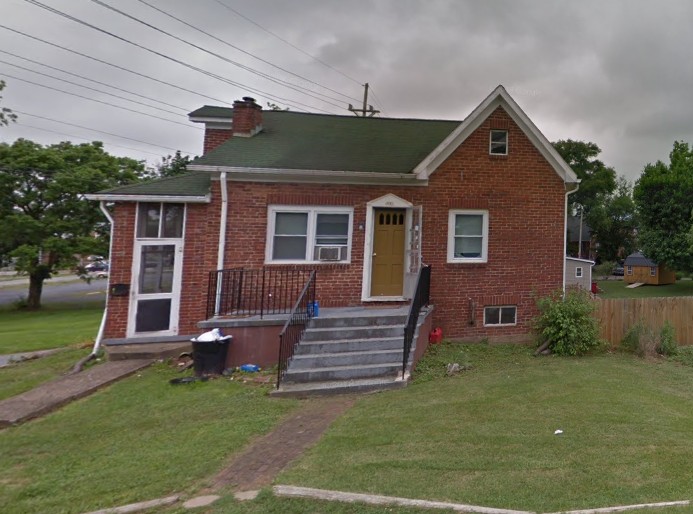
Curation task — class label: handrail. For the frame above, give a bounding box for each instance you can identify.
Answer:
[403,265,431,376]
[276,271,317,388]
[207,268,314,319]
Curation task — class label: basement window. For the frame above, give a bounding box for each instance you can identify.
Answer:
[484,306,517,326]
[490,130,508,155]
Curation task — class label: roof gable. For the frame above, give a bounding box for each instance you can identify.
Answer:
[413,85,579,185]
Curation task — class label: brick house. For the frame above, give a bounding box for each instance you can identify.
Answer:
[87,85,578,392]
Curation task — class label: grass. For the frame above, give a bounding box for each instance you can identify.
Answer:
[0,347,87,401]
[276,344,693,513]
[0,301,104,354]
[0,362,299,514]
[597,279,693,299]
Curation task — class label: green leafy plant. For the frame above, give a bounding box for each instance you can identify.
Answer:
[533,288,603,356]
[658,321,678,356]
[594,261,616,279]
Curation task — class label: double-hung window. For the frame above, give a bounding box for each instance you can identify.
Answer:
[268,206,352,263]
[490,130,508,155]
[448,210,489,263]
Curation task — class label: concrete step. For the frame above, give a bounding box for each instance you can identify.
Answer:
[290,349,402,369]
[302,324,404,342]
[106,342,192,361]
[282,362,402,383]
[294,337,403,355]
[271,376,407,398]
[309,314,407,329]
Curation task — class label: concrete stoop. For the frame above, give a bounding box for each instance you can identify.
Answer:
[273,309,419,397]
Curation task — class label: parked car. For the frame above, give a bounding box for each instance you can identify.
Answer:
[613,265,624,276]
[88,264,109,279]
[85,261,108,272]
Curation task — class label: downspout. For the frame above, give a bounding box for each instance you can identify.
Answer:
[564,182,580,293]
[214,171,228,315]
[72,201,114,373]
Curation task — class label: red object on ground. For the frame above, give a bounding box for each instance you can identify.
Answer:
[591,281,599,294]
[429,327,443,344]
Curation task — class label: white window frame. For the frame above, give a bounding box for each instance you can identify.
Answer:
[447,209,489,263]
[627,265,633,276]
[266,205,353,264]
[483,305,517,327]
[489,129,508,155]
[650,266,657,277]
[576,267,583,278]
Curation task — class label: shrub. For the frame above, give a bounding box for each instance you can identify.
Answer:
[594,261,616,279]
[533,288,603,356]
[620,320,677,357]
[658,321,678,356]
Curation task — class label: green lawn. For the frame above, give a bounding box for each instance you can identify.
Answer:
[0,363,299,514]
[276,344,693,513]
[597,279,693,299]
[0,301,104,354]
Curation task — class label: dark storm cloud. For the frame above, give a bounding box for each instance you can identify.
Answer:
[1,0,692,179]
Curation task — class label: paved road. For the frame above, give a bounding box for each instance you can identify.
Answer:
[0,277,107,306]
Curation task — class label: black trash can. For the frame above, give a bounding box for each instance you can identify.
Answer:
[191,336,232,376]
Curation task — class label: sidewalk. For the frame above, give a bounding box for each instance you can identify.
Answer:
[0,274,81,288]
[0,359,153,428]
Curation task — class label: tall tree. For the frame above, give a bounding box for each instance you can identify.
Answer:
[553,139,617,215]
[0,80,17,126]
[634,140,693,272]
[588,176,638,262]
[0,139,143,309]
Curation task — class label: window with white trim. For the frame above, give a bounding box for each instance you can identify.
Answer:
[627,265,633,275]
[267,206,352,263]
[137,203,184,239]
[490,130,508,155]
[448,210,489,263]
[484,305,517,326]
[650,266,656,277]
[576,267,583,278]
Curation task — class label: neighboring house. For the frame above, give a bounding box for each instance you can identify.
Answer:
[565,257,595,291]
[86,85,579,390]
[566,215,594,260]
[623,252,676,285]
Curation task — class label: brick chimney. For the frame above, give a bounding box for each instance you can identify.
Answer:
[232,96,263,137]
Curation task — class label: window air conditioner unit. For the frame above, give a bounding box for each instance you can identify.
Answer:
[317,246,342,261]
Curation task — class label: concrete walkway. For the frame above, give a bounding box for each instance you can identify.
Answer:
[0,359,153,428]
[211,396,355,492]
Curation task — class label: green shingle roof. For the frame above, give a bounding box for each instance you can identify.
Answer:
[96,171,211,196]
[188,105,233,118]
[191,111,460,174]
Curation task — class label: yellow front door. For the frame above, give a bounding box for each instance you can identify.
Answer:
[370,209,405,297]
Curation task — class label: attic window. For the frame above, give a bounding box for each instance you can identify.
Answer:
[490,130,508,155]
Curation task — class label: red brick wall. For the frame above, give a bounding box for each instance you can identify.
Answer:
[104,203,136,338]
[107,106,566,343]
[203,128,232,153]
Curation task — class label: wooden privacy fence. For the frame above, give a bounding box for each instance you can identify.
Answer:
[594,297,693,346]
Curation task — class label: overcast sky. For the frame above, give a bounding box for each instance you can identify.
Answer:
[1,0,692,181]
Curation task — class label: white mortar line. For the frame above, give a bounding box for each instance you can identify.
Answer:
[81,495,180,514]
[545,500,690,514]
[273,485,536,514]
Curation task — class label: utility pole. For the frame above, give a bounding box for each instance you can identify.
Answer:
[348,83,380,117]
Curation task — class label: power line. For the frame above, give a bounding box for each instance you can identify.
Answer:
[14,110,196,154]
[13,121,174,157]
[367,85,387,116]
[0,59,188,118]
[0,49,189,113]
[0,24,234,106]
[213,0,363,86]
[137,0,361,104]
[91,0,346,109]
[1,73,201,130]
[22,1,338,114]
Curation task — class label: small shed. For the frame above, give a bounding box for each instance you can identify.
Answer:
[565,257,595,291]
[623,252,676,285]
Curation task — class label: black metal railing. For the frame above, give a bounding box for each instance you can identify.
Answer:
[206,268,315,319]
[403,265,431,376]
[277,271,317,388]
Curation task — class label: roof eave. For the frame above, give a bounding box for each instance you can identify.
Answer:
[84,193,211,203]
[187,165,427,186]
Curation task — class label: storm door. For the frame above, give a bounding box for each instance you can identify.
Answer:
[127,203,184,337]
